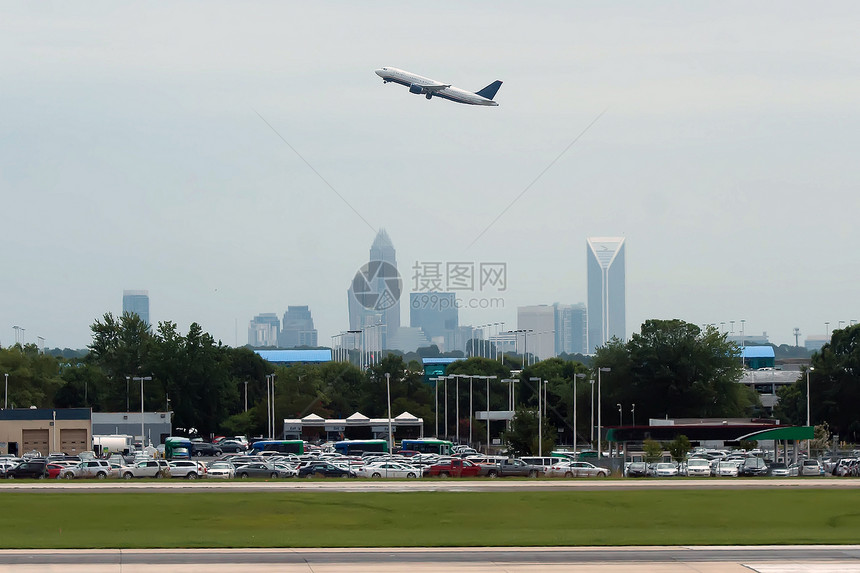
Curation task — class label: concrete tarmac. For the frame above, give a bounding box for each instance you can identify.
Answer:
[0,546,859,572]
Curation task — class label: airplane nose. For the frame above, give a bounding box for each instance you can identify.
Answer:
[375,69,385,77]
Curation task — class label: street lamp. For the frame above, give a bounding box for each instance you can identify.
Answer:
[631,403,636,427]
[529,377,541,456]
[589,379,595,443]
[483,375,497,453]
[573,373,585,455]
[597,367,611,459]
[126,376,130,412]
[4,373,8,409]
[385,373,393,453]
[617,403,623,426]
[807,366,814,457]
[133,376,152,449]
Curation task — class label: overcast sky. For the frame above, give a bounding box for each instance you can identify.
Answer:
[2,2,859,350]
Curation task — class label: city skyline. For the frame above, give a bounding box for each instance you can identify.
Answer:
[3,4,859,350]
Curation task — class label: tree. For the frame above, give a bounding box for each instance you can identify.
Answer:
[803,325,860,441]
[643,438,663,464]
[666,435,691,463]
[594,320,757,421]
[502,407,556,456]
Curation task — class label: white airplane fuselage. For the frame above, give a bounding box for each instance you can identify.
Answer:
[374,67,501,106]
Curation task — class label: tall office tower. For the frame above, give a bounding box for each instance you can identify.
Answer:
[517,305,557,361]
[410,292,458,352]
[279,306,319,348]
[347,229,401,349]
[122,290,150,325]
[248,313,280,347]
[586,237,626,353]
[554,303,588,355]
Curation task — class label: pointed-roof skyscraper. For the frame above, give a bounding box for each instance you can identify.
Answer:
[348,229,402,346]
[586,237,626,353]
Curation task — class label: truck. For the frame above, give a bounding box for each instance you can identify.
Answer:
[478,458,543,478]
[92,434,134,457]
[423,459,482,478]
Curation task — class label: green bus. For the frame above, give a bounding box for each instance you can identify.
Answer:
[400,439,454,455]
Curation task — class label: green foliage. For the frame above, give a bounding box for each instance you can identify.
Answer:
[502,407,556,456]
[0,344,66,408]
[666,435,691,463]
[594,320,756,422]
[738,439,758,452]
[804,324,860,441]
[643,438,663,463]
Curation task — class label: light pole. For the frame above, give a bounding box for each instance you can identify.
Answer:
[133,376,152,449]
[529,377,541,456]
[444,375,448,440]
[617,403,623,426]
[270,373,276,439]
[385,373,393,453]
[597,367,611,459]
[469,375,473,445]
[126,376,130,412]
[484,375,496,453]
[573,373,585,454]
[244,380,248,412]
[433,377,439,437]
[4,373,8,409]
[631,403,636,427]
[589,379,595,443]
[807,366,814,457]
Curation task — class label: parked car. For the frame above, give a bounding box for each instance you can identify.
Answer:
[206,461,235,479]
[479,458,543,478]
[120,459,172,479]
[5,459,48,479]
[234,462,290,479]
[652,463,679,477]
[800,460,823,476]
[168,460,206,479]
[46,463,66,479]
[297,462,356,479]
[218,440,246,453]
[626,462,649,477]
[423,459,481,478]
[685,458,712,477]
[356,462,421,479]
[768,462,792,477]
[520,457,558,473]
[190,442,223,457]
[60,460,115,480]
[716,460,739,477]
[739,457,769,477]
[546,460,610,478]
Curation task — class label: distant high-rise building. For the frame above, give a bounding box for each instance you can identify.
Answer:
[554,303,587,355]
[517,305,556,361]
[348,229,401,349]
[248,313,280,347]
[586,237,626,353]
[122,290,150,325]
[410,292,458,352]
[279,306,319,348]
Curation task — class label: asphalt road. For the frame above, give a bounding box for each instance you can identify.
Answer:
[0,546,858,572]
[1,477,859,493]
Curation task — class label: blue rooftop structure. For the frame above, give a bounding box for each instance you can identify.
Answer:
[255,349,332,364]
[422,357,461,383]
[741,346,775,369]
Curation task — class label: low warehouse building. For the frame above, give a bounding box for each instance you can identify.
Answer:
[0,408,92,457]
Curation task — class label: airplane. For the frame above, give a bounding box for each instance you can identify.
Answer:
[374,67,502,106]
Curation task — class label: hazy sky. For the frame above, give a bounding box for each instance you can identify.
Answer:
[2,2,859,350]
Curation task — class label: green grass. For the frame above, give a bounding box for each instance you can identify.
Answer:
[3,489,860,548]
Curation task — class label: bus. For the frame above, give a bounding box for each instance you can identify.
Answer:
[333,439,389,456]
[249,440,305,455]
[164,436,192,459]
[400,439,454,456]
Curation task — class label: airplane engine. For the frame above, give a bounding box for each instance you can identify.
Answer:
[408,84,424,95]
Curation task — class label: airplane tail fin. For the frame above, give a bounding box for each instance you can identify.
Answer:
[475,80,502,100]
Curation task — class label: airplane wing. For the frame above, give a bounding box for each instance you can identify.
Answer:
[417,84,450,92]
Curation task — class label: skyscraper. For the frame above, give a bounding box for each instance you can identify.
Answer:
[410,292,458,351]
[554,303,587,355]
[122,290,150,325]
[347,229,401,349]
[279,306,319,348]
[586,237,626,353]
[248,313,280,347]
[517,305,556,361]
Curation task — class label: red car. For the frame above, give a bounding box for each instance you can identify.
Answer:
[46,463,65,479]
[424,459,481,478]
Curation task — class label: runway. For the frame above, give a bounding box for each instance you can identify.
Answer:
[0,546,859,572]
[1,477,859,493]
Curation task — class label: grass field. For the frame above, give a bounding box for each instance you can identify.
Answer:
[3,489,860,548]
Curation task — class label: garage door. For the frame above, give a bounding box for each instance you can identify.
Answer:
[22,429,49,456]
[60,429,88,455]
